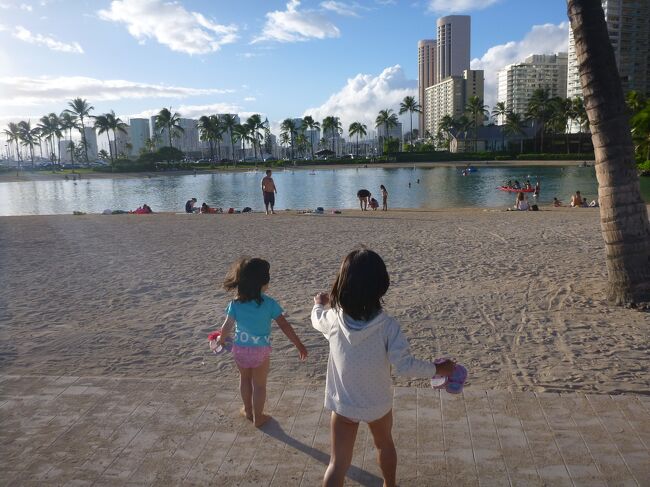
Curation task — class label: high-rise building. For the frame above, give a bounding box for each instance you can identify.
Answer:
[424,69,484,141]
[59,139,71,162]
[115,126,131,157]
[497,53,568,122]
[436,15,471,82]
[129,118,150,156]
[178,119,200,154]
[567,0,650,98]
[418,39,437,135]
[83,126,98,161]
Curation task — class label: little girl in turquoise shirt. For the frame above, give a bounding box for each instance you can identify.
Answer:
[218,257,308,427]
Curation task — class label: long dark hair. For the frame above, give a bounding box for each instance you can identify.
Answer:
[223,257,270,304]
[330,248,390,321]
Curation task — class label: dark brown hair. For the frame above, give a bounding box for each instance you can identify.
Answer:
[330,248,390,321]
[224,257,270,304]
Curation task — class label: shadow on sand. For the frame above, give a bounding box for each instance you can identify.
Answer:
[261,418,384,486]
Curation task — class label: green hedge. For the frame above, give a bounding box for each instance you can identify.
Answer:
[515,153,595,161]
[395,152,495,163]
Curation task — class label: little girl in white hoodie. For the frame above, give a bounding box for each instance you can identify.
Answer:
[311,248,455,487]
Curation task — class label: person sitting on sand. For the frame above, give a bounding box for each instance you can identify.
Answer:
[524,180,532,190]
[570,191,582,207]
[506,179,512,188]
[357,189,371,211]
[515,192,529,211]
[513,180,521,189]
[201,202,222,214]
[553,197,563,207]
[369,197,379,210]
[185,197,198,213]
[216,257,308,427]
[581,197,589,208]
[131,204,152,214]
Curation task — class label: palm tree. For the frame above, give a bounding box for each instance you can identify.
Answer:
[572,97,589,153]
[321,116,342,154]
[302,115,320,160]
[233,123,252,162]
[60,111,79,164]
[504,112,526,153]
[106,111,128,160]
[246,114,266,160]
[625,91,646,115]
[198,115,216,161]
[17,120,38,166]
[154,107,184,149]
[630,102,650,161]
[465,96,489,152]
[280,118,298,160]
[221,114,238,161]
[438,115,456,150]
[348,122,367,158]
[568,0,650,306]
[37,113,63,162]
[65,98,94,162]
[211,115,224,161]
[93,114,113,164]
[3,123,22,161]
[526,88,550,152]
[375,109,398,153]
[399,96,421,151]
[491,101,509,151]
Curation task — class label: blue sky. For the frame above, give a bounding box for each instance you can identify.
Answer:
[0,0,570,134]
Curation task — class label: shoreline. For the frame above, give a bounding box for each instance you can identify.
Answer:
[0,159,594,183]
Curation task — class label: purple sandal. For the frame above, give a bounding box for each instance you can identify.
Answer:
[431,359,467,394]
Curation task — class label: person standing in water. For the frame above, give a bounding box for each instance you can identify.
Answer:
[261,169,277,215]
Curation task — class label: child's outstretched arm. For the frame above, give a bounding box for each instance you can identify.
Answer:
[275,315,308,360]
[386,321,454,378]
[311,292,334,337]
[218,316,235,345]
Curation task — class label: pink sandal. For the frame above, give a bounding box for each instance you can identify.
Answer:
[208,331,232,355]
[431,359,467,394]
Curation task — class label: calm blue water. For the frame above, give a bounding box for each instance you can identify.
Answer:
[1,166,647,216]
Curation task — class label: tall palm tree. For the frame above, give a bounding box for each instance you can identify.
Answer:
[280,118,298,160]
[65,98,94,162]
[348,122,367,158]
[154,107,184,149]
[321,116,342,154]
[526,88,550,153]
[491,101,509,151]
[211,115,224,161]
[106,111,128,160]
[221,114,238,161]
[465,96,489,152]
[504,112,526,153]
[246,114,266,160]
[37,113,63,162]
[399,96,422,151]
[302,115,320,160]
[571,97,589,153]
[438,115,456,150]
[3,122,22,161]
[233,123,252,162]
[375,109,398,153]
[198,115,215,161]
[93,114,113,164]
[568,0,650,306]
[59,111,79,164]
[17,120,38,166]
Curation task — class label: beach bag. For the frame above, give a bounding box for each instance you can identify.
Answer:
[228,208,235,214]
[242,207,252,213]
[531,205,539,211]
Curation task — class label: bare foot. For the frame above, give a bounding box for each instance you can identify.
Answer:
[240,406,253,422]
[254,413,272,427]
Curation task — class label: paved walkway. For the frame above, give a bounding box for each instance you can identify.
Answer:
[1,375,648,486]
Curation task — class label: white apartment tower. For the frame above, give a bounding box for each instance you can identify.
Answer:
[418,39,437,135]
[567,0,650,98]
[436,15,471,82]
[114,126,131,157]
[129,118,150,156]
[424,69,484,140]
[83,126,98,161]
[497,53,568,121]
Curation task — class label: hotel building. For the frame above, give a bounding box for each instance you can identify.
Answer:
[418,39,437,135]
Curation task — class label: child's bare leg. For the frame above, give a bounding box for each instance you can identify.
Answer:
[323,412,359,487]
[251,356,271,427]
[237,365,253,421]
[368,410,396,487]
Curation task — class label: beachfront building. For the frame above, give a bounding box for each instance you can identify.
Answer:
[424,69,484,144]
[436,15,471,82]
[377,122,403,148]
[83,127,98,161]
[177,119,200,155]
[567,0,649,99]
[114,126,131,158]
[58,139,71,162]
[496,53,568,123]
[129,118,150,156]
[418,39,437,135]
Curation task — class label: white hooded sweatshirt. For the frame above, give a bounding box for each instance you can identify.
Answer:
[311,304,438,422]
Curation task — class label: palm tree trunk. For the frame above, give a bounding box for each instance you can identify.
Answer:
[410,112,413,152]
[106,133,113,164]
[168,125,173,149]
[80,116,88,162]
[569,0,650,305]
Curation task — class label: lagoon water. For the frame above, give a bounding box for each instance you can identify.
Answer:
[1,165,648,216]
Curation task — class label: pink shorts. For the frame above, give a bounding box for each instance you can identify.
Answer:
[232,345,271,369]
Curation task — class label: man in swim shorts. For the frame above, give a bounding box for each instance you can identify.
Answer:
[357,189,371,211]
[261,169,277,215]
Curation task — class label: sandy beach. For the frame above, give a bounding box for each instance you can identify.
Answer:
[0,208,648,394]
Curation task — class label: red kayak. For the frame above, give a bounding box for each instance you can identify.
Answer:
[498,186,535,193]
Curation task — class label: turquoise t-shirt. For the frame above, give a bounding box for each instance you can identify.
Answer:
[225,294,283,347]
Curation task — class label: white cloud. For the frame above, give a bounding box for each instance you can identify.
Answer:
[125,102,244,120]
[471,22,569,108]
[0,76,233,106]
[428,0,501,13]
[254,0,340,43]
[243,96,256,102]
[9,25,83,53]
[320,1,359,16]
[98,0,238,55]
[302,65,417,133]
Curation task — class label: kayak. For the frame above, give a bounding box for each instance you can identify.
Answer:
[498,186,535,193]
